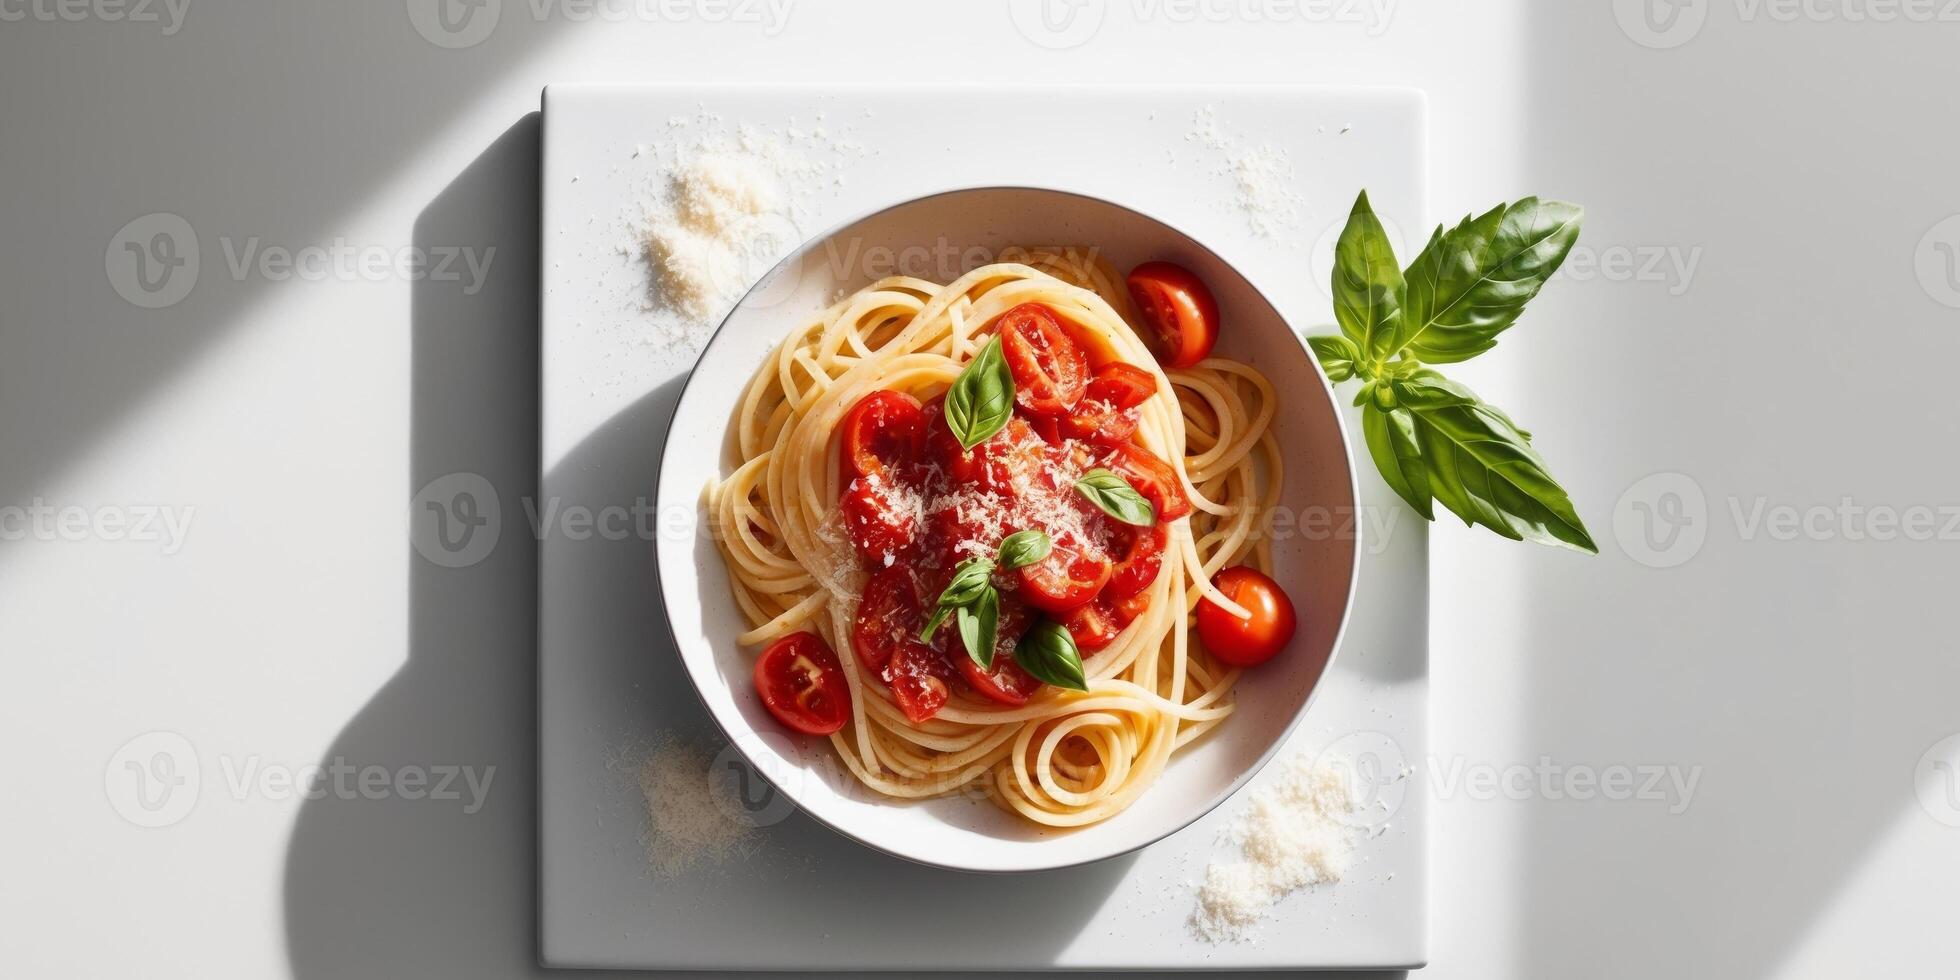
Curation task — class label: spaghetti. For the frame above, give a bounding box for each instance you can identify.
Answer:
[704,248,1285,828]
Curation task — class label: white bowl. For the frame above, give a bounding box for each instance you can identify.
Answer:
[654,186,1360,873]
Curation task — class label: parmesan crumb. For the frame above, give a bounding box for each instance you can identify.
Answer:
[638,732,763,877]
[1185,105,1304,243]
[1189,750,1360,943]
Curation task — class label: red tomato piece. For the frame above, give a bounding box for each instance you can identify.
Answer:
[753,632,851,735]
[946,416,1046,498]
[954,598,1045,706]
[839,476,918,564]
[1196,566,1298,668]
[921,395,963,471]
[1126,261,1220,369]
[1027,414,1065,447]
[998,303,1089,417]
[1060,362,1157,446]
[1101,443,1193,522]
[1017,534,1113,614]
[854,566,924,674]
[1109,589,1152,628]
[838,390,925,486]
[1105,522,1167,599]
[887,641,952,723]
[1059,599,1123,653]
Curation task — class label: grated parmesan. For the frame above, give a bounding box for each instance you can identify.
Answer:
[645,151,797,325]
[1189,749,1360,943]
[1185,105,1304,243]
[614,110,869,366]
[637,731,763,877]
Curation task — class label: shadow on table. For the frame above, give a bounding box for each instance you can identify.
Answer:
[0,5,575,508]
[1507,1,1960,976]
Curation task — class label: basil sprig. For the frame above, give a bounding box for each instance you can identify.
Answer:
[945,335,1015,450]
[919,527,1049,668]
[1012,621,1088,691]
[996,529,1052,569]
[920,556,994,642]
[1311,190,1597,553]
[1073,469,1156,526]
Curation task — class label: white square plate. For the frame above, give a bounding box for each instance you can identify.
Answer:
[539,83,1427,971]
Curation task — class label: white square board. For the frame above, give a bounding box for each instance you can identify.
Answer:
[539,83,1427,971]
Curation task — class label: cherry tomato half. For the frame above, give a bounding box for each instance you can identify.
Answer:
[1061,362,1157,446]
[1018,534,1113,614]
[1126,261,1220,369]
[1101,443,1193,522]
[1195,566,1297,668]
[1059,599,1123,653]
[839,389,925,486]
[854,566,924,674]
[948,416,1046,498]
[839,476,918,564]
[998,303,1089,417]
[887,641,952,723]
[1104,522,1167,599]
[954,598,1044,705]
[1027,414,1065,447]
[753,632,851,735]
[1109,589,1151,628]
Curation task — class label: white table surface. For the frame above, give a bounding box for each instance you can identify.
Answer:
[6,2,1960,978]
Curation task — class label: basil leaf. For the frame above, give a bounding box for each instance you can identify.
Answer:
[918,604,952,644]
[945,335,1014,450]
[938,557,994,606]
[1394,374,1597,553]
[1307,334,1363,384]
[1391,197,1582,364]
[1013,621,1087,691]
[1362,403,1433,519]
[1074,469,1156,526]
[1332,190,1406,363]
[957,587,999,669]
[919,557,994,641]
[996,529,1052,570]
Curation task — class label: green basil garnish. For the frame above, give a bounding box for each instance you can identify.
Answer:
[957,587,999,669]
[919,557,994,642]
[1013,621,1087,692]
[1308,189,1597,553]
[919,604,952,643]
[1073,469,1156,527]
[995,529,1052,570]
[937,557,994,606]
[945,335,1015,450]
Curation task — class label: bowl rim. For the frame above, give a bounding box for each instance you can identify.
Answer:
[652,182,1365,874]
